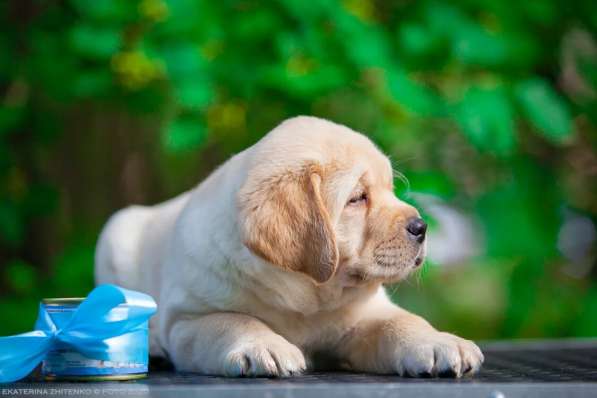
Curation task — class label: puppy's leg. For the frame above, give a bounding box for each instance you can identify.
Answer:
[336,294,483,377]
[166,313,306,377]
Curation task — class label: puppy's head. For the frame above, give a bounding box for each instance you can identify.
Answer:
[239,116,426,285]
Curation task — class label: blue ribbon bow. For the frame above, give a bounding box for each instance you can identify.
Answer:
[0,284,157,383]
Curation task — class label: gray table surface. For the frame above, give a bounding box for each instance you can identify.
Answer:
[3,339,597,398]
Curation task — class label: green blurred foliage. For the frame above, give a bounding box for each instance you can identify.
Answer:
[0,0,595,339]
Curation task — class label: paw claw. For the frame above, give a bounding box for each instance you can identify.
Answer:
[389,332,483,378]
[223,338,306,377]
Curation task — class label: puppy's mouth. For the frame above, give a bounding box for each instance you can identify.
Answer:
[414,256,424,267]
[373,242,426,269]
[412,243,427,269]
[345,249,425,285]
[413,245,426,268]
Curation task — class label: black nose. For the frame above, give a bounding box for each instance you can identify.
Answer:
[406,218,427,243]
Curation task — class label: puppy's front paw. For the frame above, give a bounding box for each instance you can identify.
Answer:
[223,335,306,377]
[392,332,483,377]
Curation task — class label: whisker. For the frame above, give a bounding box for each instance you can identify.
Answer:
[414,263,426,287]
[389,154,421,167]
[388,159,411,195]
[399,274,412,288]
[387,283,399,299]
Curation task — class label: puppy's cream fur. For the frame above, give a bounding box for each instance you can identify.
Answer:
[95,116,483,377]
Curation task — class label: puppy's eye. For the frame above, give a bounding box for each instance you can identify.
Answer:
[347,192,367,206]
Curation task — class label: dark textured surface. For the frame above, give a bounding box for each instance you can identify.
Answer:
[477,345,597,383]
[143,345,597,384]
[4,340,597,397]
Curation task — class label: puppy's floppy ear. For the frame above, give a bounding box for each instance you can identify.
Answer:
[239,165,339,284]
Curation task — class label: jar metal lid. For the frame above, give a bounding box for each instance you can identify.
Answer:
[42,298,85,305]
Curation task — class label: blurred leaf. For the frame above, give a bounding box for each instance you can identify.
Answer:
[0,146,13,172]
[139,0,170,22]
[0,105,25,136]
[157,0,204,36]
[452,25,509,67]
[121,84,167,114]
[476,159,561,260]
[27,31,80,101]
[424,2,468,38]
[31,109,62,144]
[160,43,205,79]
[502,259,542,336]
[0,200,24,247]
[162,116,207,153]
[70,0,134,22]
[72,69,113,98]
[398,23,441,56]
[456,85,516,155]
[515,78,573,143]
[522,1,557,25]
[4,259,37,295]
[234,9,280,40]
[476,160,563,336]
[264,62,348,99]
[278,0,331,23]
[0,34,12,77]
[578,58,597,93]
[335,12,391,68]
[173,76,212,109]
[69,24,121,59]
[50,239,95,297]
[111,50,164,90]
[574,285,597,336]
[396,171,456,200]
[387,69,443,116]
[0,297,39,334]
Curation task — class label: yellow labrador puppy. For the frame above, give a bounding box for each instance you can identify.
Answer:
[95,116,483,377]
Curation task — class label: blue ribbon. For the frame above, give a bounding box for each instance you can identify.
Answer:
[0,284,157,383]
